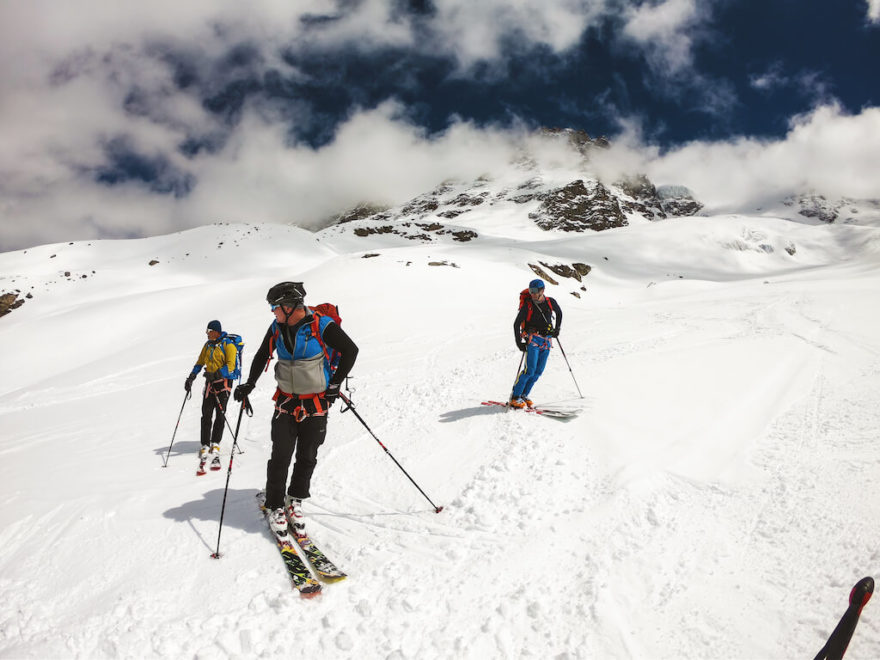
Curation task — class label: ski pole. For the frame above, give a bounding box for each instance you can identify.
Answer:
[814,576,874,660]
[339,393,443,513]
[210,396,253,559]
[553,336,584,399]
[509,349,526,401]
[162,390,192,467]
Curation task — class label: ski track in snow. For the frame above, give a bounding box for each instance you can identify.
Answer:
[1,218,880,659]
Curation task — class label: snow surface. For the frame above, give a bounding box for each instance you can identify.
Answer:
[1,209,880,659]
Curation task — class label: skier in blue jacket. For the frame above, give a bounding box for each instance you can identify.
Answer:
[510,279,562,409]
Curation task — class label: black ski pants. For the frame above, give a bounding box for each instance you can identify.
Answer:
[264,413,327,510]
[200,381,230,447]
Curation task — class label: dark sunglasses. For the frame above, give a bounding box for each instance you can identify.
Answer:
[528,287,544,294]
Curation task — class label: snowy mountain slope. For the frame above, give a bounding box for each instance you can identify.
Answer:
[1,211,879,659]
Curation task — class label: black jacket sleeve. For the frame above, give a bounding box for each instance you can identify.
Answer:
[244,326,274,385]
[321,322,358,385]
[550,298,562,335]
[513,306,528,343]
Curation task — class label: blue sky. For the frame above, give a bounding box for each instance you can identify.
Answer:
[1,0,879,250]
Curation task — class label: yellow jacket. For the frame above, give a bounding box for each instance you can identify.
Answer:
[193,338,237,378]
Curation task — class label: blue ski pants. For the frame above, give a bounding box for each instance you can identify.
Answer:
[512,334,552,399]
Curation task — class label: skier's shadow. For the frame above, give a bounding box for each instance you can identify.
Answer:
[163,487,262,552]
[439,405,507,423]
[155,440,201,462]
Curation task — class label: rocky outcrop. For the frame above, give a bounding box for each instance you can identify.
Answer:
[529,180,628,232]
[786,194,844,223]
[656,185,703,217]
[539,128,611,155]
[1,291,27,318]
[335,203,391,224]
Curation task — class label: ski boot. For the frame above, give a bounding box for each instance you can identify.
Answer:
[196,445,209,475]
[209,444,221,471]
[266,507,289,538]
[285,496,306,538]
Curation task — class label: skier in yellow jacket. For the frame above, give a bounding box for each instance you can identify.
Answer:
[184,320,238,469]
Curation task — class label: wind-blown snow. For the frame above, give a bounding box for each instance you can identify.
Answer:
[1,208,879,658]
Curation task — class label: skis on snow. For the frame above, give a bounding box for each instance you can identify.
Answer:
[256,492,346,597]
[480,400,581,419]
[294,534,347,582]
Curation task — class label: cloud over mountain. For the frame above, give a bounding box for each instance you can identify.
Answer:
[0,1,877,250]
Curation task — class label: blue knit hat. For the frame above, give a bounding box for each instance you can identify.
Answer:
[528,279,545,290]
[207,320,222,332]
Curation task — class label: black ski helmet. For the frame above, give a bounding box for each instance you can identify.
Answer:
[267,281,306,307]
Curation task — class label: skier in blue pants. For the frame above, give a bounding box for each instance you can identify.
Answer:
[510,279,562,409]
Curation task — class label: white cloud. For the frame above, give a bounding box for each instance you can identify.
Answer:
[2,2,877,250]
[622,0,703,74]
[868,0,880,23]
[428,0,607,68]
[749,64,832,106]
[0,100,531,249]
[750,63,787,92]
[595,104,880,209]
[618,0,729,114]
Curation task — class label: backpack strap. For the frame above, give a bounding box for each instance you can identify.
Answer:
[265,328,278,373]
[309,312,330,362]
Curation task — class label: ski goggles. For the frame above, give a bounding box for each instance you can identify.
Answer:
[271,302,303,311]
[528,287,545,294]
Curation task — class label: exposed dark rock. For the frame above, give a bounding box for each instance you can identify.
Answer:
[354,225,395,237]
[573,263,592,278]
[796,195,839,223]
[149,259,159,266]
[335,203,391,224]
[527,264,559,285]
[539,261,592,282]
[1,292,25,318]
[401,197,439,217]
[619,174,657,201]
[656,185,703,217]
[660,197,703,217]
[450,192,488,207]
[539,127,606,155]
[530,180,628,232]
[351,221,478,243]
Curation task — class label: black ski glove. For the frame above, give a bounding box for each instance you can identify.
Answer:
[549,328,559,338]
[517,342,527,352]
[184,373,196,392]
[234,382,254,401]
[324,383,341,407]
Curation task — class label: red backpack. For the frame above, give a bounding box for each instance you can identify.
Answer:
[517,289,554,336]
[309,303,343,376]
